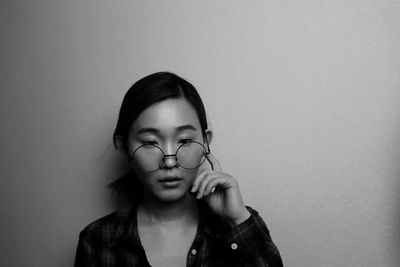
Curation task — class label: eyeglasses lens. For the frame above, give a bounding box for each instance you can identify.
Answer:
[176,142,206,169]
[132,142,206,172]
[132,144,164,172]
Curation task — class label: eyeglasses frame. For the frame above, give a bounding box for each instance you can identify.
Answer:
[129,140,211,172]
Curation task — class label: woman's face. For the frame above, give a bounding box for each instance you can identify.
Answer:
[128,98,206,203]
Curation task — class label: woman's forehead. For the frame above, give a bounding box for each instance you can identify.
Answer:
[131,98,202,134]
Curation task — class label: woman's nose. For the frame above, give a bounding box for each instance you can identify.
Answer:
[161,153,178,168]
[160,144,179,168]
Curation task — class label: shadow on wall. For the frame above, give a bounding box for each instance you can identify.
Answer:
[104,150,138,208]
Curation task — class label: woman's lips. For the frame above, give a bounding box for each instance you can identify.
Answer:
[159,177,182,188]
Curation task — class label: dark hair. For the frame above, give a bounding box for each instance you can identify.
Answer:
[109,72,208,202]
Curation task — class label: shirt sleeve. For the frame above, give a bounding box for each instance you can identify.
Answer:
[222,207,283,267]
[74,231,97,267]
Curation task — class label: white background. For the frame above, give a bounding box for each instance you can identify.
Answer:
[1,1,400,266]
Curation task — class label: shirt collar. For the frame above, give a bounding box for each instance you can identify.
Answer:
[108,200,230,248]
[109,205,141,249]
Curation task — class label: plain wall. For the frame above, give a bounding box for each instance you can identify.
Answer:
[1,1,400,266]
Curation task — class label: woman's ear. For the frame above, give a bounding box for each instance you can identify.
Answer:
[115,135,128,157]
[204,128,213,145]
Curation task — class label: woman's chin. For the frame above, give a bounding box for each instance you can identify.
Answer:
[153,188,192,203]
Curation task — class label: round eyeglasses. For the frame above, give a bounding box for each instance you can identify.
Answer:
[129,141,210,172]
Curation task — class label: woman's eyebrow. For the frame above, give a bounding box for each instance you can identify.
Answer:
[136,127,160,135]
[176,125,197,132]
[136,125,197,135]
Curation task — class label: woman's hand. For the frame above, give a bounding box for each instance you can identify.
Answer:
[191,153,251,227]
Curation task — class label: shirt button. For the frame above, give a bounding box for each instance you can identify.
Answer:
[231,243,238,250]
[191,249,197,255]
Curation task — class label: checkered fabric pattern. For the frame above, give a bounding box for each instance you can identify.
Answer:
[74,203,283,267]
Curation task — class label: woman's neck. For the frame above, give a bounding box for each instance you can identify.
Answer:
[139,193,198,224]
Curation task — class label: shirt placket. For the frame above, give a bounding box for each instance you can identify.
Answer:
[186,231,205,267]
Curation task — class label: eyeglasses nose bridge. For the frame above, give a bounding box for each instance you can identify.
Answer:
[160,142,180,161]
[160,152,179,167]
[163,153,177,159]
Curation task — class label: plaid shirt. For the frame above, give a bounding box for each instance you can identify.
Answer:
[74,203,283,267]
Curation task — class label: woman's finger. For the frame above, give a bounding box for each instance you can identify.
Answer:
[203,176,222,196]
[196,173,219,199]
[206,153,223,172]
[200,176,220,197]
[191,168,212,193]
[200,173,235,197]
[205,176,234,195]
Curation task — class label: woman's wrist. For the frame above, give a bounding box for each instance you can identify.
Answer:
[228,209,251,227]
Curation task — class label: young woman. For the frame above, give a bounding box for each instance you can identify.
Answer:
[74,72,283,267]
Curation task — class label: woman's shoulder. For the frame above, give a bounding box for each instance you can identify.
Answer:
[78,206,136,240]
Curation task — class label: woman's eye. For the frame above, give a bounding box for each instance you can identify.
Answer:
[142,141,158,146]
[179,138,193,144]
